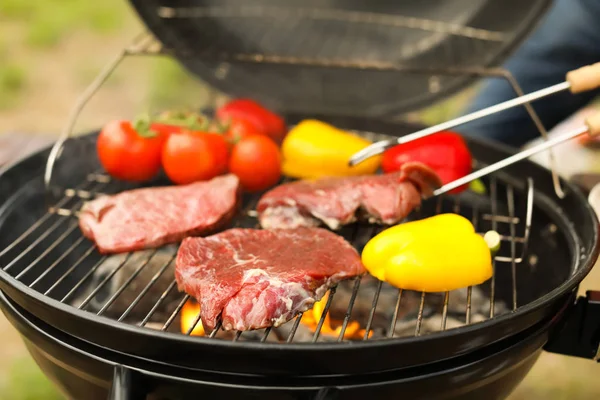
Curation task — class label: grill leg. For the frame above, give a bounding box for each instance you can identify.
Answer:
[313,387,340,400]
[109,365,145,400]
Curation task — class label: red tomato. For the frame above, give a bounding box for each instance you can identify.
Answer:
[222,118,264,145]
[97,120,166,182]
[229,135,282,192]
[203,132,230,174]
[162,131,229,185]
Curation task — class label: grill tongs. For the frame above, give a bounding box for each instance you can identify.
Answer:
[349,63,600,197]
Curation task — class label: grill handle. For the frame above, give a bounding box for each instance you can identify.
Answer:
[109,365,146,400]
[544,291,600,362]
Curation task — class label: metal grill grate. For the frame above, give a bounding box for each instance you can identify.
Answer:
[0,164,534,344]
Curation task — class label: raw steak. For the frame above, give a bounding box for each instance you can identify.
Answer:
[175,227,365,331]
[79,174,240,254]
[257,162,442,230]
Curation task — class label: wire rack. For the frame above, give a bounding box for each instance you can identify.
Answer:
[0,140,535,343]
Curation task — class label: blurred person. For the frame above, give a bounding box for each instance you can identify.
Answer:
[458,0,600,148]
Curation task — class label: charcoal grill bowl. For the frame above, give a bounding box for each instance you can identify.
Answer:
[0,116,598,380]
[0,287,565,400]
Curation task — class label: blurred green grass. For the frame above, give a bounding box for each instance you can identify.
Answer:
[1,0,124,48]
[0,357,63,400]
[0,33,27,111]
[0,0,204,116]
[145,57,210,111]
[0,64,26,110]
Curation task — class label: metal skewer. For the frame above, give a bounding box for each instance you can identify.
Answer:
[431,114,600,197]
[349,62,600,167]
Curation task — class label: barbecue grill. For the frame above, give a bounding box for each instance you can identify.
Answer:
[2,1,600,399]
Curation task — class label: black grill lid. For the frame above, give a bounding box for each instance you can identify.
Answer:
[129,0,551,117]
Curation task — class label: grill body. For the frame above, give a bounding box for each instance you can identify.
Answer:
[0,117,597,387]
[0,289,565,400]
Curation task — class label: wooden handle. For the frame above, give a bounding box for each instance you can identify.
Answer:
[567,62,600,93]
[585,113,600,137]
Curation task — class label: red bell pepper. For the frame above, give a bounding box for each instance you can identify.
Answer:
[216,98,287,144]
[381,131,473,194]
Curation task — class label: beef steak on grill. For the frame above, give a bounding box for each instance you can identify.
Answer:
[257,162,442,230]
[175,227,366,331]
[79,174,240,254]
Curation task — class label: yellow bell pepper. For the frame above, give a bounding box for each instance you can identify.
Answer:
[361,214,493,292]
[281,119,381,179]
